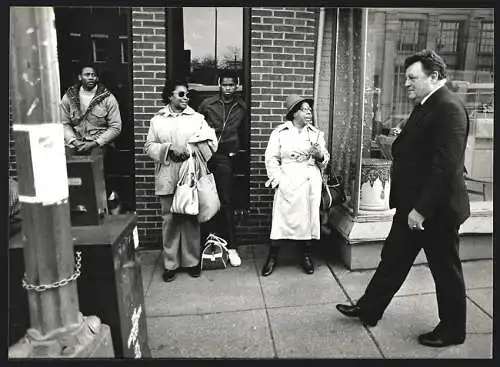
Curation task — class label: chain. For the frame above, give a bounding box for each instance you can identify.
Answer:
[22,251,82,292]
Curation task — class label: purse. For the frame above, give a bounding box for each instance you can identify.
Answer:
[320,171,346,211]
[201,237,229,270]
[171,154,199,216]
[193,150,221,223]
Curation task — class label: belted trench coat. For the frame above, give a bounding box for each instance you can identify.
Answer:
[265,121,330,240]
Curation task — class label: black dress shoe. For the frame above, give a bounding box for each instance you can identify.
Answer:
[301,253,314,274]
[418,330,465,347]
[336,304,378,327]
[162,269,177,282]
[187,265,201,278]
[336,303,361,317]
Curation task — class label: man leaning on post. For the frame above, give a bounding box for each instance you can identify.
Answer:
[336,50,470,348]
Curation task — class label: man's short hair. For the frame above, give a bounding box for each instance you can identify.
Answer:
[79,64,98,76]
[404,50,447,79]
[161,78,189,104]
[218,69,239,84]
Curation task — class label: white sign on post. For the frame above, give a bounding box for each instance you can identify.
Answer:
[13,123,68,205]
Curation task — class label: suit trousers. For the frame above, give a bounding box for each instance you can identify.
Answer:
[160,195,201,271]
[202,152,236,248]
[357,210,466,336]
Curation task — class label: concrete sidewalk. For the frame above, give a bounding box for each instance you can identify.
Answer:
[138,244,493,359]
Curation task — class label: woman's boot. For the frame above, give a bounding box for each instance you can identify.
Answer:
[261,243,279,277]
[301,241,314,274]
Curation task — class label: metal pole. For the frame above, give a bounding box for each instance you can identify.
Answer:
[9,6,113,358]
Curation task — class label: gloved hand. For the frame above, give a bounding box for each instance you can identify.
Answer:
[309,143,324,161]
[265,177,280,189]
[169,146,191,162]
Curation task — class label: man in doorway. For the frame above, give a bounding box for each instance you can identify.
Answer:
[60,65,122,204]
[336,50,470,347]
[198,69,248,266]
[60,65,122,156]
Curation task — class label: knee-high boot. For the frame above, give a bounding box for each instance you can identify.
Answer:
[261,242,279,277]
[301,241,314,274]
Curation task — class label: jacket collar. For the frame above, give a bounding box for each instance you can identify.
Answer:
[205,94,246,109]
[157,105,196,117]
[280,120,318,132]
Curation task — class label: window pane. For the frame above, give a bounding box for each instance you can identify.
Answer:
[183,7,243,87]
[364,8,494,202]
[438,21,460,52]
[91,34,108,63]
[478,21,494,54]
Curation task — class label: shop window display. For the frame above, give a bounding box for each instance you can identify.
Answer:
[361,8,493,211]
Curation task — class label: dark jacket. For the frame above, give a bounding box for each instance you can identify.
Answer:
[390,86,470,225]
[198,94,248,155]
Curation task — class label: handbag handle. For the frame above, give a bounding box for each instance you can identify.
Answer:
[177,153,197,187]
[192,147,212,177]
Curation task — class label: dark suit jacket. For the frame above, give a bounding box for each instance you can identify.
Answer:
[389,86,470,225]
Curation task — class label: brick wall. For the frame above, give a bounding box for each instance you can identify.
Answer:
[243,7,318,245]
[9,95,17,178]
[131,7,166,246]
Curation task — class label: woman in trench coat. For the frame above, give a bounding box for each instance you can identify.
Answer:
[262,95,330,276]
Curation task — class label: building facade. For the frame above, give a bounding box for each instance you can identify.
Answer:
[9,7,494,268]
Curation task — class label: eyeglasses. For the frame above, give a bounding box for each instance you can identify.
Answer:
[174,91,190,98]
[300,108,312,113]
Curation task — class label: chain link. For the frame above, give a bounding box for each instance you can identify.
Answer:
[22,251,82,292]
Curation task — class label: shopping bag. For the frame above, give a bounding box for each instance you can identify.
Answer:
[171,155,199,215]
[193,150,220,223]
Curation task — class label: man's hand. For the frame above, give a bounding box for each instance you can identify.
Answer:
[389,127,401,136]
[309,143,324,161]
[408,208,425,231]
[77,140,98,153]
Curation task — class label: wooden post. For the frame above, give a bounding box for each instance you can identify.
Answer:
[9,7,113,358]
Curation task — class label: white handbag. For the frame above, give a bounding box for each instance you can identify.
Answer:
[171,154,199,216]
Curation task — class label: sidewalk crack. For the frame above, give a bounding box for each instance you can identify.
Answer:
[326,261,386,358]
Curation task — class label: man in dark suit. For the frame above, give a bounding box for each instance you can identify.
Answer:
[336,50,470,348]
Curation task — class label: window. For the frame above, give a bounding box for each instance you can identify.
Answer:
[398,20,424,52]
[119,35,128,64]
[183,7,244,86]
[363,9,493,204]
[91,34,109,63]
[68,33,82,63]
[437,21,461,53]
[478,21,493,54]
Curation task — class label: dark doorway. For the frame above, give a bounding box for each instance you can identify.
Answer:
[54,7,135,211]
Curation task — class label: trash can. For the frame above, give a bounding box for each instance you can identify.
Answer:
[9,214,151,358]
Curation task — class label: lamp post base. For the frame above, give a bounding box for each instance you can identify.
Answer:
[8,314,114,359]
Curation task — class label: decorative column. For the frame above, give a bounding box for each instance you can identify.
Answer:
[9,7,113,358]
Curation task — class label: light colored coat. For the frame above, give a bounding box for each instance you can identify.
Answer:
[265,121,330,240]
[145,105,217,195]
